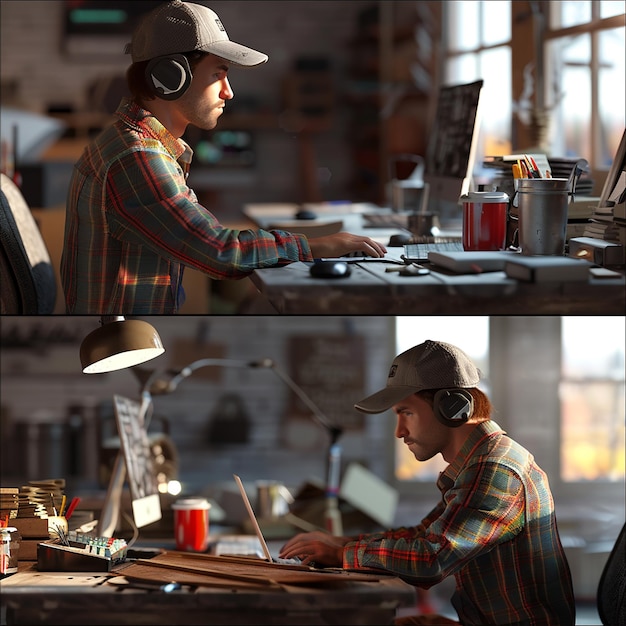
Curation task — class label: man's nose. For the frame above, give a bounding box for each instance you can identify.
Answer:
[221,77,234,99]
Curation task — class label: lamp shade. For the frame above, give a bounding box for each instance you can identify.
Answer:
[81,319,165,373]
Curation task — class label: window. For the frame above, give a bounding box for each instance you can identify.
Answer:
[394,316,489,481]
[560,316,625,482]
[546,1,625,169]
[442,1,625,178]
[443,1,513,169]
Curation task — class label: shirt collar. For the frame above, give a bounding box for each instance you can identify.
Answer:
[437,420,505,490]
[115,97,189,161]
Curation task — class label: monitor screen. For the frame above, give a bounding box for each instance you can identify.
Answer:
[423,80,484,226]
[112,394,161,529]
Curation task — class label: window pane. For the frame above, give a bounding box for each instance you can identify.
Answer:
[561,317,625,378]
[478,46,513,162]
[445,52,478,85]
[447,0,479,52]
[600,1,626,19]
[549,34,592,158]
[395,317,489,481]
[598,28,626,167]
[554,0,592,28]
[483,0,511,46]
[561,317,626,482]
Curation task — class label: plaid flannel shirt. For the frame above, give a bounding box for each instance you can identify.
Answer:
[343,421,575,626]
[61,98,311,314]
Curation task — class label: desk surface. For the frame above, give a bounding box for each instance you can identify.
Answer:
[244,203,626,315]
[1,557,416,626]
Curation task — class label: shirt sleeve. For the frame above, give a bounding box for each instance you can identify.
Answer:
[104,145,313,279]
[342,461,526,586]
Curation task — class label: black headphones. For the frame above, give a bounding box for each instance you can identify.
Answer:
[146,54,193,100]
[433,389,474,427]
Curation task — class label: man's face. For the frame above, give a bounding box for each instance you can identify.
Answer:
[393,393,448,462]
[177,54,234,130]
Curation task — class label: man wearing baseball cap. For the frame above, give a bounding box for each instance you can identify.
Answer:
[280,340,575,625]
[61,1,385,314]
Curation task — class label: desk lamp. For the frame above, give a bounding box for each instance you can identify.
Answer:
[147,357,344,535]
[80,316,166,536]
[80,316,165,373]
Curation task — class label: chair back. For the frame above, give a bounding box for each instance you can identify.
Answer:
[597,522,626,626]
[0,172,56,313]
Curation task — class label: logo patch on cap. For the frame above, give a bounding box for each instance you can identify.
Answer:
[388,364,397,378]
[215,19,225,32]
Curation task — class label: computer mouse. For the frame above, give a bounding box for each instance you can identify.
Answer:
[388,233,413,247]
[295,209,317,220]
[309,260,352,279]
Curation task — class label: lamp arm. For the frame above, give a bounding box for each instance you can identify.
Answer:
[261,360,342,442]
[151,356,345,536]
[160,357,342,442]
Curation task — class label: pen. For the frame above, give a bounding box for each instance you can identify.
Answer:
[524,155,540,178]
[528,155,542,178]
[512,164,522,179]
[65,497,81,520]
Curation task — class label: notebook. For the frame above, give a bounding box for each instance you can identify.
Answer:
[427,250,518,273]
[233,474,302,565]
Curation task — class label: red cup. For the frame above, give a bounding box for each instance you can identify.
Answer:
[461,191,509,251]
[172,498,211,552]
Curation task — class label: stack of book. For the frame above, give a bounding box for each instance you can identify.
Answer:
[13,479,67,561]
[584,130,626,246]
[11,516,49,561]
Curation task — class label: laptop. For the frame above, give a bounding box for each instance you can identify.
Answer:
[233,474,302,565]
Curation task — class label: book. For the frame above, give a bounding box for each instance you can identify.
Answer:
[504,256,593,282]
[427,250,518,273]
[11,516,49,538]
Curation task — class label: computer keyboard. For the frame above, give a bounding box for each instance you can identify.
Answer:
[403,240,464,261]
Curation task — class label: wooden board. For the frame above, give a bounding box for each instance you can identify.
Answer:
[116,551,386,588]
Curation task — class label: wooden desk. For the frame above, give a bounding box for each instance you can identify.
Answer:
[250,260,626,315]
[0,559,416,625]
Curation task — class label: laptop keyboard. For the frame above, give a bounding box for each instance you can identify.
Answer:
[403,240,464,261]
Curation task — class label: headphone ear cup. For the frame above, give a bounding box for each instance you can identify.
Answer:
[433,389,474,427]
[146,54,192,100]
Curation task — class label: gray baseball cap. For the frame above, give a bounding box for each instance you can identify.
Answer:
[125,1,268,66]
[354,340,481,414]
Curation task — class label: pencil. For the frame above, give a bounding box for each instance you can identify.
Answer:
[59,495,67,517]
[520,160,530,178]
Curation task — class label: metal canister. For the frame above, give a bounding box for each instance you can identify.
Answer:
[515,178,570,256]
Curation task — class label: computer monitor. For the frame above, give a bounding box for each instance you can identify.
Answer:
[97,395,162,536]
[423,79,484,227]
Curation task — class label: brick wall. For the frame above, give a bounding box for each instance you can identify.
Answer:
[0,315,395,497]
